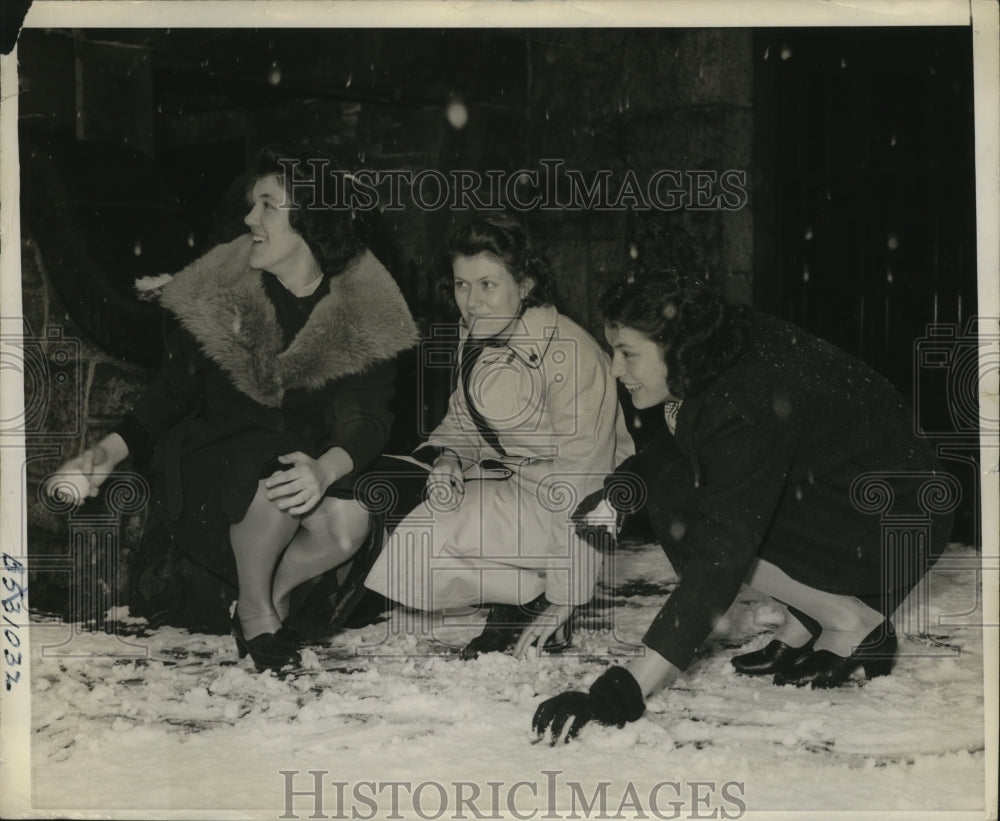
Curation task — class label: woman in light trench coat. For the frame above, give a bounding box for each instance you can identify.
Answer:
[365,214,634,658]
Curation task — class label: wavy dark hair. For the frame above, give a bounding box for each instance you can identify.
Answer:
[435,212,556,309]
[251,145,362,277]
[599,272,753,399]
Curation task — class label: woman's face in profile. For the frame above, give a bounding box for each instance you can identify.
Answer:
[243,174,311,277]
[604,324,674,408]
[453,252,531,338]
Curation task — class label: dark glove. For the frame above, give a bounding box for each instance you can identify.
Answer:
[601,469,648,515]
[571,488,607,523]
[570,489,618,549]
[531,691,592,744]
[531,666,646,745]
[571,468,650,547]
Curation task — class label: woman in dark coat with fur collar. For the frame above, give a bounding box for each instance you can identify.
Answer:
[46,147,419,671]
[533,272,956,743]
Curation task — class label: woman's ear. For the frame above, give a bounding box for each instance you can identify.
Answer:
[519,276,536,300]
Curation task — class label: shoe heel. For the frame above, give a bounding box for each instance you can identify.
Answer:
[859,624,897,679]
[231,610,249,659]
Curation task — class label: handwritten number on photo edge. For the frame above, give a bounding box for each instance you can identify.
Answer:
[3,599,23,614]
[3,575,25,593]
[3,581,25,614]
[2,553,25,690]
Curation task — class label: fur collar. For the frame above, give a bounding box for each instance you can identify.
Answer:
[153,236,419,406]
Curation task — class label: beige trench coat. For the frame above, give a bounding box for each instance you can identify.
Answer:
[365,305,634,610]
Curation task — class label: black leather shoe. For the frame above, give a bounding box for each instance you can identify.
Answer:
[277,624,303,651]
[773,622,897,689]
[459,595,573,660]
[731,638,816,676]
[232,611,301,673]
[459,604,527,660]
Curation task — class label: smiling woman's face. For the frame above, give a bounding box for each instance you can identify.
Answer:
[604,324,675,408]
[243,174,312,276]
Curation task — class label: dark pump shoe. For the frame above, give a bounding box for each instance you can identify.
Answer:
[730,637,817,676]
[276,624,303,651]
[231,611,301,673]
[773,622,897,689]
[458,604,525,660]
[460,596,573,660]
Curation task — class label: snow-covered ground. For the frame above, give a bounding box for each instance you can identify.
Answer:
[25,542,988,818]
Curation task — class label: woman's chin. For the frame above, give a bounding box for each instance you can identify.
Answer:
[466,318,510,338]
[626,391,667,410]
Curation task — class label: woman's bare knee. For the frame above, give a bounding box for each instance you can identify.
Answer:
[239,480,287,523]
[300,499,370,561]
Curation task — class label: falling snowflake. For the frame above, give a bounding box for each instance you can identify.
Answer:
[445,100,469,130]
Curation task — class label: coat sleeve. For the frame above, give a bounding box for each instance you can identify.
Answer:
[115,326,205,463]
[641,408,800,671]
[322,359,397,474]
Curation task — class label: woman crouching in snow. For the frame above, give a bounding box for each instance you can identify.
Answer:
[46,146,419,672]
[533,272,955,743]
[365,213,634,659]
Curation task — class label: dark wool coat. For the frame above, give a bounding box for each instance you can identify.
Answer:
[607,312,954,671]
[118,236,419,632]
